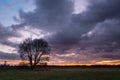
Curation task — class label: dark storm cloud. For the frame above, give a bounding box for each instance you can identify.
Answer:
[86,19,120,44]
[18,0,73,31]
[0,24,21,47]
[48,0,120,61]
[48,0,120,46]
[101,52,120,60]
[17,0,88,45]
[73,0,120,25]
[71,0,120,46]
[0,24,18,39]
[18,0,81,45]
[15,0,120,61]
[0,51,19,60]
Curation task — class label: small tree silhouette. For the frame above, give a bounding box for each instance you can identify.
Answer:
[18,38,50,69]
[4,61,7,66]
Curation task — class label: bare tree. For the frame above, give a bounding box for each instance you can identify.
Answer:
[18,38,50,69]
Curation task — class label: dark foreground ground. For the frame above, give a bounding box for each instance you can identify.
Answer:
[0,66,120,80]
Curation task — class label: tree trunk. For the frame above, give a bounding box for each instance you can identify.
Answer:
[29,58,34,70]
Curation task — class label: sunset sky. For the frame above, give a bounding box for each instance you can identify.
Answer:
[0,0,120,65]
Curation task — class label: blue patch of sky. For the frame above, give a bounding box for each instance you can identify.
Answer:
[0,0,35,26]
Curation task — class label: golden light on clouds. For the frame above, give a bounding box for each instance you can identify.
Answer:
[95,60,120,65]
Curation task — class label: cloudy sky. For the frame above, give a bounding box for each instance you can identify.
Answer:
[0,0,120,65]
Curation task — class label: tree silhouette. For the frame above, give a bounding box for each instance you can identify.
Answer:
[18,38,50,69]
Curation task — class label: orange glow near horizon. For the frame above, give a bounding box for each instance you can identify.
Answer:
[0,60,21,66]
[0,59,120,66]
[95,60,120,65]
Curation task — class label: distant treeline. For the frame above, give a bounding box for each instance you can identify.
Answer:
[0,64,120,70]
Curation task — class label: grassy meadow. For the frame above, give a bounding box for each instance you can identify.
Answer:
[0,66,120,80]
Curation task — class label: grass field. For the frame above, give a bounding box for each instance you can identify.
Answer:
[0,67,120,80]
